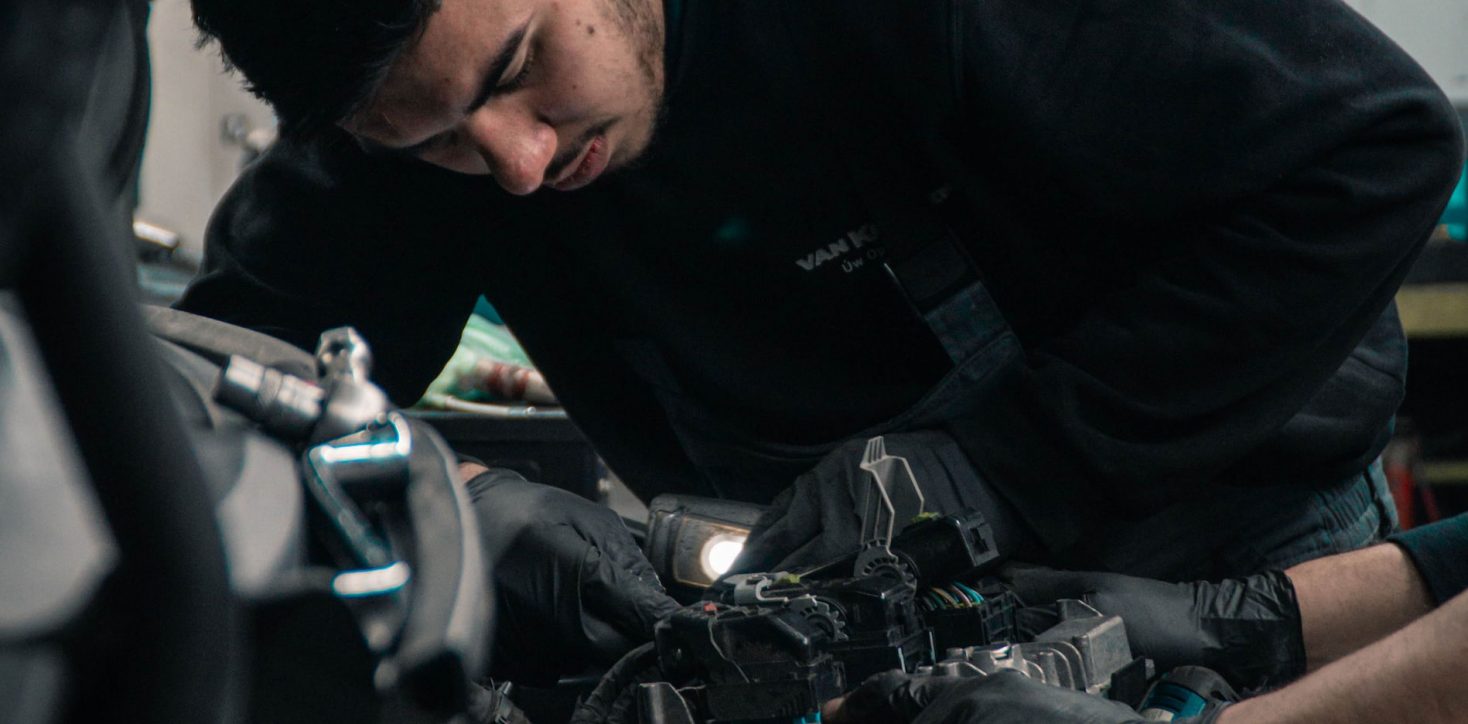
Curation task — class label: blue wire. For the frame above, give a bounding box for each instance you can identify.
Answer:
[953,581,985,604]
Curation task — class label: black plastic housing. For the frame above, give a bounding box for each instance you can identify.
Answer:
[654,605,846,722]
[926,589,1021,653]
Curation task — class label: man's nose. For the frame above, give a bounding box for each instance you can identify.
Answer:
[464,107,557,195]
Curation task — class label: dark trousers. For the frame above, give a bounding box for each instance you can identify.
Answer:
[1087,460,1399,581]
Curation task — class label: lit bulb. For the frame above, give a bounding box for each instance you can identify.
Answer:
[700,534,747,579]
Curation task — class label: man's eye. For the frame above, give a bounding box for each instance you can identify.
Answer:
[405,130,459,161]
[500,51,536,92]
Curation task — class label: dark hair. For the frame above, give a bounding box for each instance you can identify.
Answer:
[192,0,442,138]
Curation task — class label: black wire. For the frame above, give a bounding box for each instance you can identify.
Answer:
[568,642,661,724]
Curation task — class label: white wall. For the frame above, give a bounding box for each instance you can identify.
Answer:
[1346,0,1468,105]
[137,0,274,257]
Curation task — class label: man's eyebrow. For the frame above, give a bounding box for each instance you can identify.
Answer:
[465,19,532,113]
[352,19,531,156]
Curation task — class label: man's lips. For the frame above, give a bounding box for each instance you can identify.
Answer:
[546,134,609,191]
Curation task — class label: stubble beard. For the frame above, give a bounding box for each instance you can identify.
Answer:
[602,0,667,169]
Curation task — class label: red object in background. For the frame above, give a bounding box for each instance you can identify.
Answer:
[1385,434,1421,531]
[458,359,557,404]
[1386,454,1417,530]
[1421,477,1443,524]
[1383,432,1444,531]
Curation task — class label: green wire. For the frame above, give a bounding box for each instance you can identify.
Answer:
[946,585,971,607]
[931,587,962,609]
[953,581,985,604]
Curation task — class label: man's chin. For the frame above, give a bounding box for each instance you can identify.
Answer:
[609,137,649,173]
[615,99,668,173]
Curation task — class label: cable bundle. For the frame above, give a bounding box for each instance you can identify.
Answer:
[918,581,986,612]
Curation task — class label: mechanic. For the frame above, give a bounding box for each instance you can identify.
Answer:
[177,0,1463,682]
[829,510,1468,723]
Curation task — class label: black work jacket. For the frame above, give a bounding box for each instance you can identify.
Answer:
[178,0,1465,551]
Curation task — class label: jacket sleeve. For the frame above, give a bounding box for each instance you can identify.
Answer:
[175,131,494,405]
[176,133,716,497]
[1390,513,1468,606]
[945,0,1464,544]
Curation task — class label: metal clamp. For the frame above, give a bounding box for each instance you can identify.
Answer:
[302,414,414,571]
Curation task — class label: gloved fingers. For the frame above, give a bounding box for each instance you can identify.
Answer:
[879,432,974,515]
[827,670,948,724]
[771,485,863,570]
[997,563,1178,613]
[463,467,533,502]
[741,429,1027,576]
[998,562,1103,605]
[769,534,854,573]
[998,564,1207,673]
[481,513,626,676]
[1015,601,1062,640]
[580,540,681,658]
[844,431,994,518]
[832,671,1099,724]
[467,476,672,682]
[590,512,669,592]
[910,672,1145,724]
[1000,567,1299,703]
[732,477,826,573]
[483,520,583,683]
[470,476,580,563]
[739,433,926,574]
[483,476,657,589]
[575,503,681,629]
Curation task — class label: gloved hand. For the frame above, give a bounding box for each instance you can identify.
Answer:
[828,670,1144,724]
[733,431,1030,574]
[466,469,680,683]
[1001,564,1306,690]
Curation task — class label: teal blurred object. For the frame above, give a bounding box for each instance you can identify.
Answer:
[1442,164,1466,241]
[473,296,504,324]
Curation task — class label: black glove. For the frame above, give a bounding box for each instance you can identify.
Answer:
[467,470,680,683]
[830,670,1144,724]
[1002,564,1306,690]
[733,431,1031,574]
